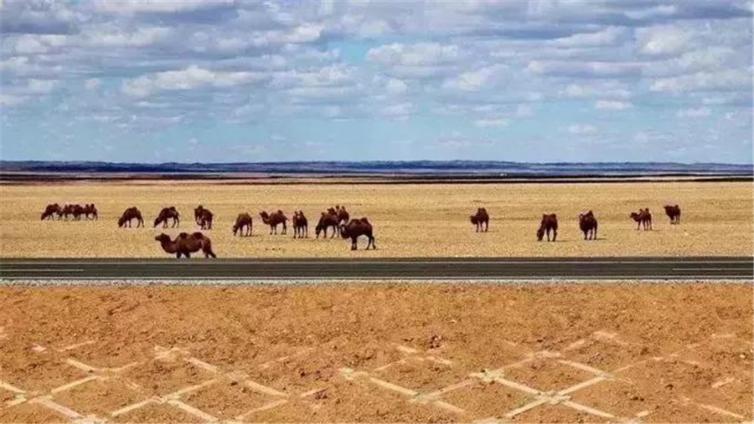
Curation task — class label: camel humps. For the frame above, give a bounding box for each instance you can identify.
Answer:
[630,208,653,231]
[118,207,144,228]
[260,210,287,235]
[154,206,180,228]
[340,218,376,250]
[233,212,253,237]
[155,232,217,258]
[470,207,489,232]
[537,213,558,241]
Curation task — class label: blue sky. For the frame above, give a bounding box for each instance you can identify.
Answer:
[0,0,752,163]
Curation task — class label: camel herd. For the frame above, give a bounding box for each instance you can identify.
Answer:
[40,201,682,258]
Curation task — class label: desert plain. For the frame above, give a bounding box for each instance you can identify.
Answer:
[0,282,751,423]
[0,180,751,257]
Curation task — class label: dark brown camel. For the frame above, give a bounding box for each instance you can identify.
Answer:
[233,212,253,237]
[537,213,558,241]
[154,206,180,228]
[84,203,98,220]
[292,211,308,238]
[664,205,681,224]
[579,210,598,240]
[340,217,376,250]
[155,232,216,258]
[63,204,85,220]
[260,210,288,234]
[41,203,62,220]
[470,207,489,232]
[630,208,652,230]
[118,207,144,228]
[336,205,350,225]
[194,205,213,230]
[316,211,340,238]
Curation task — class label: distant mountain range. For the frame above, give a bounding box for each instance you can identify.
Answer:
[1,160,752,177]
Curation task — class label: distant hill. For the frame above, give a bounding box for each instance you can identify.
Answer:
[0,160,751,177]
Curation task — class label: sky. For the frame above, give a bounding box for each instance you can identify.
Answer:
[0,0,752,164]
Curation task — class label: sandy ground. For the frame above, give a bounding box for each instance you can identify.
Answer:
[0,282,751,423]
[0,181,751,258]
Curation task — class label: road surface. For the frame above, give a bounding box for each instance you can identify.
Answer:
[0,257,751,281]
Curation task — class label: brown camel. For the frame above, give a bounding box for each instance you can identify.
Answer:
[579,210,598,240]
[118,207,144,228]
[155,232,216,258]
[233,212,253,237]
[292,211,308,238]
[340,217,376,250]
[630,208,652,230]
[470,207,489,232]
[260,210,287,234]
[336,205,350,225]
[41,203,62,220]
[154,206,180,228]
[664,205,681,224]
[84,203,98,220]
[63,204,85,220]
[194,205,214,230]
[537,213,558,241]
[316,211,340,238]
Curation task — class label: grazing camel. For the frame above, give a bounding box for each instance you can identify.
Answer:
[41,203,62,220]
[84,204,98,220]
[118,207,144,228]
[233,212,253,237]
[470,208,489,232]
[630,208,652,230]
[664,205,681,224]
[537,213,558,241]
[63,204,85,220]
[579,210,598,240]
[340,218,376,250]
[194,205,214,230]
[292,211,308,238]
[155,232,216,258]
[316,211,340,238]
[154,206,180,228]
[260,210,288,234]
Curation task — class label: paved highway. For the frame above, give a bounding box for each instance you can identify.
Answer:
[0,257,751,281]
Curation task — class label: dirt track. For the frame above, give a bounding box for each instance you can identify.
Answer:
[1,282,751,423]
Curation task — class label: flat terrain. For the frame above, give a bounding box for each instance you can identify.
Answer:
[0,181,751,257]
[0,282,751,423]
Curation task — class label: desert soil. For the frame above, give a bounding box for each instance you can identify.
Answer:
[0,181,751,257]
[0,282,751,423]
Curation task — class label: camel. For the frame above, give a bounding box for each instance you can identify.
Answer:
[41,203,62,220]
[154,206,180,228]
[84,203,98,220]
[340,217,376,250]
[118,207,144,228]
[63,204,85,220]
[630,208,652,231]
[664,205,681,224]
[579,210,598,240]
[233,212,253,237]
[155,232,216,258]
[336,206,350,225]
[292,211,308,238]
[316,211,340,238]
[537,213,558,241]
[470,208,489,232]
[260,210,288,234]
[194,205,213,230]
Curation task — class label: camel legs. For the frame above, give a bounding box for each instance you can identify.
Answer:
[351,237,357,250]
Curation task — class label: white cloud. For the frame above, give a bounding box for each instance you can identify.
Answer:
[367,42,463,78]
[527,60,641,78]
[567,124,598,135]
[122,65,264,98]
[380,102,415,119]
[26,79,58,94]
[650,69,751,93]
[474,118,509,128]
[595,100,633,111]
[0,94,28,107]
[84,78,101,91]
[676,107,711,118]
[93,0,235,14]
[552,27,628,48]
[636,25,693,56]
[443,65,505,91]
[384,78,408,95]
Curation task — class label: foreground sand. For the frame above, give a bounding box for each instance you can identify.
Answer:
[0,181,752,257]
[1,282,751,423]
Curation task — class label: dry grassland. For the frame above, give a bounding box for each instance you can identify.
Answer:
[0,181,751,257]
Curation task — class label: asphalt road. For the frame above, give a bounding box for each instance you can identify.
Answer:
[0,257,751,281]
